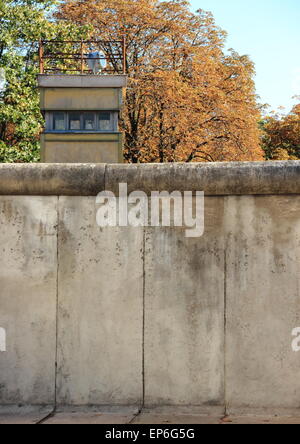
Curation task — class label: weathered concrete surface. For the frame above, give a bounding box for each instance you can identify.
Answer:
[1,161,300,196]
[56,197,143,405]
[144,197,225,408]
[40,88,121,111]
[225,196,300,412]
[43,413,130,424]
[0,163,106,196]
[43,412,136,424]
[0,197,57,405]
[221,416,300,424]
[132,413,221,424]
[37,75,128,88]
[43,141,121,164]
[0,406,53,424]
[105,161,300,196]
[1,409,300,424]
[0,163,300,411]
[132,413,300,424]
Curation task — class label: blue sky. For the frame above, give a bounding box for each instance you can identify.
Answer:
[190,0,300,113]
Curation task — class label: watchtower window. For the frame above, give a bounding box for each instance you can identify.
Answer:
[45,111,118,133]
[53,112,66,131]
[99,112,112,131]
[84,113,96,131]
[69,112,81,130]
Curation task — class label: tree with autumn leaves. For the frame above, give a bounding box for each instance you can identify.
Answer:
[261,104,300,160]
[2,0,297,163]
[56,0,264,162]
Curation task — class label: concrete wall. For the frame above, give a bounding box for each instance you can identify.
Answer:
[0,162,300,414]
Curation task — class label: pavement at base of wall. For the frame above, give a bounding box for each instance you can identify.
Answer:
[1,407,300,424]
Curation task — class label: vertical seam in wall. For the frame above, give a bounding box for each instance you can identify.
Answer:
[54,195,60,411]
[36,197,59,425]
[224,235,228,416]
[142,226,146,409]
[104,163,108,190]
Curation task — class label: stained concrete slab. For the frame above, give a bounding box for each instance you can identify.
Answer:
[56,197,143,405]
[132,413,221,424]
[0,163,106,196]
[221,415,300,424]
[43,412,136,424]
[0,406,53,424]
[0,196,57,405]
[1,410,300,424]
[104,161,300,196]
[225,195,300,411]
[133,414,300,425]
[2,161,300,196]
[42,406,139,424]
[144,197,225,407]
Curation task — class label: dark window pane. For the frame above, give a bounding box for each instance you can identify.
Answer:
[83,113,95,130]
[99,112,111,131]
[69,112,81,130]
[53,112,65,131]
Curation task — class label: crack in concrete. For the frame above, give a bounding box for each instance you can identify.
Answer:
[36,410,56,425]
[128,408,143,424]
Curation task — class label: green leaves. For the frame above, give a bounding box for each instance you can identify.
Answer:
[0,0,91,162]
[0,140,40,162]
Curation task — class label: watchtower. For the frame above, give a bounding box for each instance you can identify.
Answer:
[37,39,127,163]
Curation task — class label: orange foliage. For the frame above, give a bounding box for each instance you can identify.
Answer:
[57,0,264,162]
[262,104,300,160]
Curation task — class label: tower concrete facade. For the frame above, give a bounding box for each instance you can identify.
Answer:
[38,74,127,163]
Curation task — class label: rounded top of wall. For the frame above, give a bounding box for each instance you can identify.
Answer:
[0,161,300,196]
